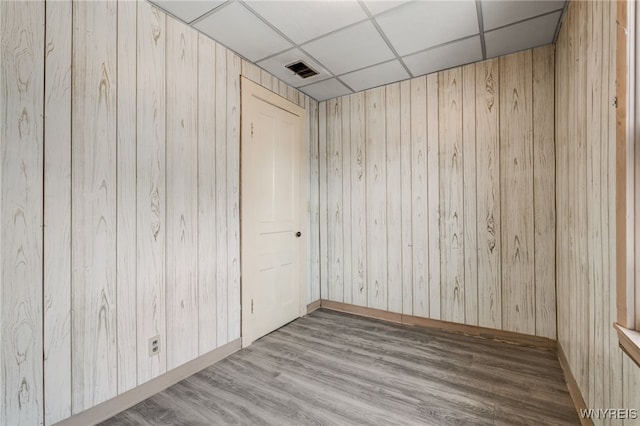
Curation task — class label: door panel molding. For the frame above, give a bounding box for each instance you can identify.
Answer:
[241,77,307,347]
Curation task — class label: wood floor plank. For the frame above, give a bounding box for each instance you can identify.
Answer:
[105,309,579,426]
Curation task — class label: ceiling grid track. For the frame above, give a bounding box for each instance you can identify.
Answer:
[150,0,568,101]
[553,0,571,44]
[475,0,487,60]
[238,0,357,94]
[357,0,414,79]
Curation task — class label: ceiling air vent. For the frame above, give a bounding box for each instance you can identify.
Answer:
[285,61,318,79]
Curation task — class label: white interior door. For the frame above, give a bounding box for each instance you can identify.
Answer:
[241,78,306,346]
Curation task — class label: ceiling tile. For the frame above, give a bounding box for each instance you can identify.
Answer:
[484,11,560,59]
[362,0,410,16]
[150,0,226,23]
[193,2,292,62]
[299,78,352,101]
[302,21,395,75]
[257,48,331,88]
[375,1,478,56]
[246,1,367,44]
[340,60,409,93]
[402,36,482,77]
[481,0,565,31]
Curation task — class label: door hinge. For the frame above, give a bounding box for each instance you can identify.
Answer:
[251,122,254,138]
[251,299,254,314]
[612,96,618,108]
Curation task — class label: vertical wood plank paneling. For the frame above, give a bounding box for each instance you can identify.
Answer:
[462,64,478,326]
[304,94,313,303]
[386,83,402,313]
[499,50,535,335]
[366,87,388,310]
[287,85,298,105]
[308,98,321,302]
[319,102,329,300]
[575,0,589,396]
[116,0,138,394]
[426,74,441,320]
[136,2,167,384]
[166,17,199,369]
[215,43,228,345]
[475,58,501,330]
[327,98,344,302]
[43,0,72,422]
[317,49,555,346]
[555,0,633,414]
[607,0,623,414]
[0,1,44,424]
[532,45,556,339]
[565,2,577,376]
[341,96,353,305]
[260,69,273,91]
[600,0,612,413]
[410,76,429,317]
[585,1,600,408]
[241,59,261,84]
[350,93,368,306]
[585,1,596,408]
[197,33,217,355]
[226,51,241,341]
[625,360,640,425]
[439,68,465,324]
[278,79,288,99]
[400,81,413,315]
[72,0,118,411]
[21,3,323,422]
[556,5,568,361]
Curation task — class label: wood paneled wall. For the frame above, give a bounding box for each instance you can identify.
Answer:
[319,45,556,338]
[1,2,45,425]
[0,1,318,424]
[556,0,640,419]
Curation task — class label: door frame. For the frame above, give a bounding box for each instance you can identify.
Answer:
[240,77,308,347]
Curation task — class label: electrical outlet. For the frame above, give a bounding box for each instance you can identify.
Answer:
[149,335,160,357]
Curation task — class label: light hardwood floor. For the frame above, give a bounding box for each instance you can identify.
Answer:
[102,309,579,425]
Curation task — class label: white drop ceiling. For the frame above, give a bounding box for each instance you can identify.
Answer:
[151,0,567,101]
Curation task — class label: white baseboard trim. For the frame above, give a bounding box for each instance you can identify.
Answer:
[53,339,242,426]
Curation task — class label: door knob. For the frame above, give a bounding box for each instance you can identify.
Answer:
[295,231,302,238]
